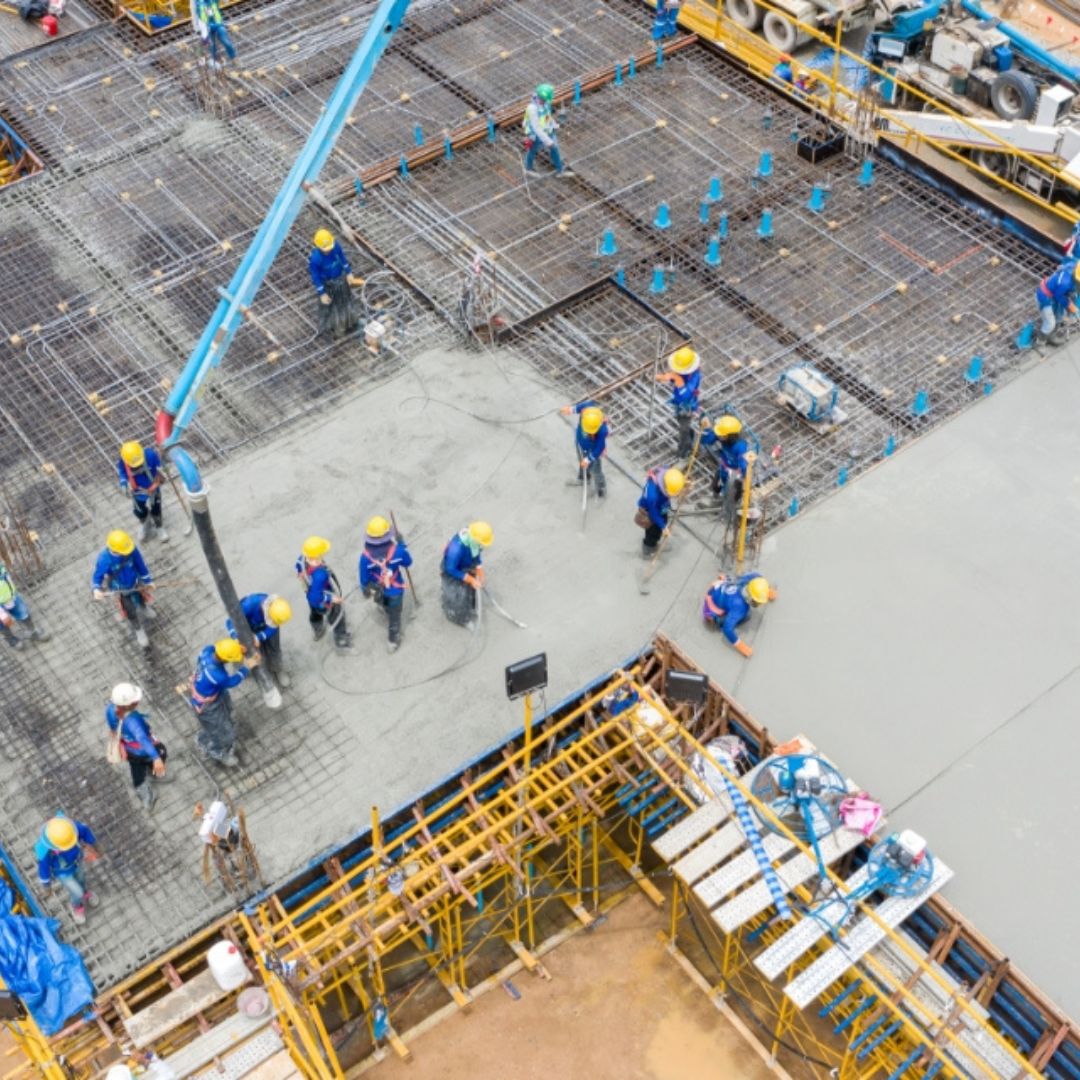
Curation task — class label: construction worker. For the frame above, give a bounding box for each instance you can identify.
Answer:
[359,516,413,653]
[651,0,680,39]
[0,560,49,650]
[523,84,573,178]
[636,467,685,558]
[35,814,100,925]
[191,0,235,66]
[702,573,777,658]
[188,639,259,767]
[117,441,168,544]
[295,536,351,649]
[106,683,167,812]
[1035,259,1079,345]
[559,401,608,498]
[701,415,749,502]
[91,530,154,649]
[227,594,293,688]
[656,346,701,458]
[441,521,493,626]
[773,54,794,85]
[309,229,359,338]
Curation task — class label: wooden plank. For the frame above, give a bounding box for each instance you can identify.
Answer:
[122,969,242,1049]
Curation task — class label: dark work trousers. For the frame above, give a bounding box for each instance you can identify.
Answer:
[128,742,167,789]
[262,630,283,674]
[383,594,403,644]
[196,693,235,761]
[318,275,358,337]
[118,590,147,625]
[310,603,350,645]
[675,408,694,457]
[131,491,162,526]
[642,521,664,555]
[441,573,476,626]
[578,458,607,495]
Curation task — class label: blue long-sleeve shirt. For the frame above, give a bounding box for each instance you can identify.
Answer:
[226,593,278,642]
[191,644,249,704]
[295,558,340,612]
[359,538,413,599]
[1037,261,1077,309]
[702,572,760,644]
[92,548,152,591]
[117,449,162,501]
[701,431,749,478]
[35,821,95,884]
[308,243,351,294]
[105,703,161,760]
[572,401,609,462]
[442,533,481,581]
[658,367,700,411]
[637,470,672,531]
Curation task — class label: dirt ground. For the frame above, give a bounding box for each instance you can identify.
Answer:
[369,893,774,1080]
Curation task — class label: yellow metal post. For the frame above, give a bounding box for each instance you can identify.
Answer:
[735,450,756,572]
[829,15,844,117]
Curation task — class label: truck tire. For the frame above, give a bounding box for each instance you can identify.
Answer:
[762,11,798,52]
[726,0,762,30]
[990,70,1038,121]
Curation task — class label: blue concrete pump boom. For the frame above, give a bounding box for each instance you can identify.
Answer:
[154,0,411,447]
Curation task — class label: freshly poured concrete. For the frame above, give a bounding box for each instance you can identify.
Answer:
[658,345,1080,1021]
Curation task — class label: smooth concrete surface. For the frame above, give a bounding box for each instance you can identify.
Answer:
[657,345,1080,1021]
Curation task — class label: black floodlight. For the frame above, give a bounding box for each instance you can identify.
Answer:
[666,669,708,706]
[505,653,548,700]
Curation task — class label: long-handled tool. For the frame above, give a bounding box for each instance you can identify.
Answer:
[580,456,589,533]
[390,509,420,607]
[482,587,526,628]
[163,469,195,536]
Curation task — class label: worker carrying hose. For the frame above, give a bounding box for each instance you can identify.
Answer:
[91,530,154,650]
[35,814,100,925]
[309,229,360,338]
[295,536,352,649]
[359,516,413,653]
[106,683,167,812]
[441,521,493,627]
[559,400,608,498]
[651,0,681,39]
[0,560,49,651]
[191,0,235,66]
[1034,258,1079,346]
[656,346,701,458]
[702,573,777,658]
[701,415,749,503]
[117,441,168,544]
[188,639,259,768]
[227,594,293,689]
[523,84,573,178]
[635,467,685,558]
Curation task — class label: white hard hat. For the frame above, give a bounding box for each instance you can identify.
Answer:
[106,1066,134,1080]
[110,683,142,708]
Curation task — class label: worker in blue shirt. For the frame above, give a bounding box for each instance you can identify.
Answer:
[295,536,352,648]
[702,573,777,658]
[701,414,749,502]
[106,683,167,811]
[773,54,794,85]
[360,516,414,652]
[191,0,235,66]
[651,0,681,39]
[188,639,259,767]
[441,521,493,626]
[0,559,48,650]
[559,401,609,498]
[35,814,100,925]
[1035,259,1079,344]
[523,83,573,178]
[309,229,359,338]
[656,346,701,457]
[91,530,154,649]
[227,593,293,688]
[117,441,167,543]
[636,467,685,557]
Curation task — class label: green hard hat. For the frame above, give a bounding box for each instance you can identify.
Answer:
[536,83,554,102]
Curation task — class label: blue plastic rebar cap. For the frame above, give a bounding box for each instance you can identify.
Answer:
[628,55,637,79]
[718,212,729,241]
[838,466,849,486]
[859,159,874,186]
[964,355,983,383]
[758,150,773,179]
[983,382,994,395]
[354,177,364,199]
[654,202,672,230]
[807,184,826,213]
[614,265,626,287]
[911,390,930,417]
[573,80,582,105]
[413,124,423,147]
[757,208,774,240]
[1015,322,1035,349]
[656,43,664,67]
[399,155,409,180]
[600,229,618,256]
[705,236,721,267]
[649,265,666,294]
[699,200,710,225]
[884,434,896,456]
[788,496,799,517]
[443,137,453,162]
[614,63,623,86]
[487,116,496,143]
[707,175,723,202]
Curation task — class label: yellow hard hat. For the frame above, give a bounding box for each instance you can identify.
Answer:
[215,638,246,664]
[669,346,699,374]
[1074,262,1080,284]
[366,516,391,539]
[662,468,686,496]
[313,229,334,252]
[745,576,771,605]
[44,816,77,851]
[267,597,292,626]
[302,535,331,560]
[119,441,145,468]
[468,521,494,547]
[106,529,135,556]
[714,415,742,438]
[580,407,604,435]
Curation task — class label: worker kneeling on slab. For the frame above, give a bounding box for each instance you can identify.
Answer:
[227,594,292,689]
[702,572,777,658]
[309,229,360,338]
[560,401,608,498]
[106,683,167,812]
[35,814,100,925]
[441,521,492,627]
[188,638,259,768]
[636,467,684,558]
[1034,258,1079,346]
[360,516,413,653]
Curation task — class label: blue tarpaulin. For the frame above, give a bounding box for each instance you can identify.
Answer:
[0,880,95,1035]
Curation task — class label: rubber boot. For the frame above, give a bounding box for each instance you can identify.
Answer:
[137,783,157,812]
[24,616,50,642]
[157,524,170,544]
[134,624,150,650]
[72,904,86,925]
[137,519,150,542]
[1,624,24,650]
[276,670,292,689]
